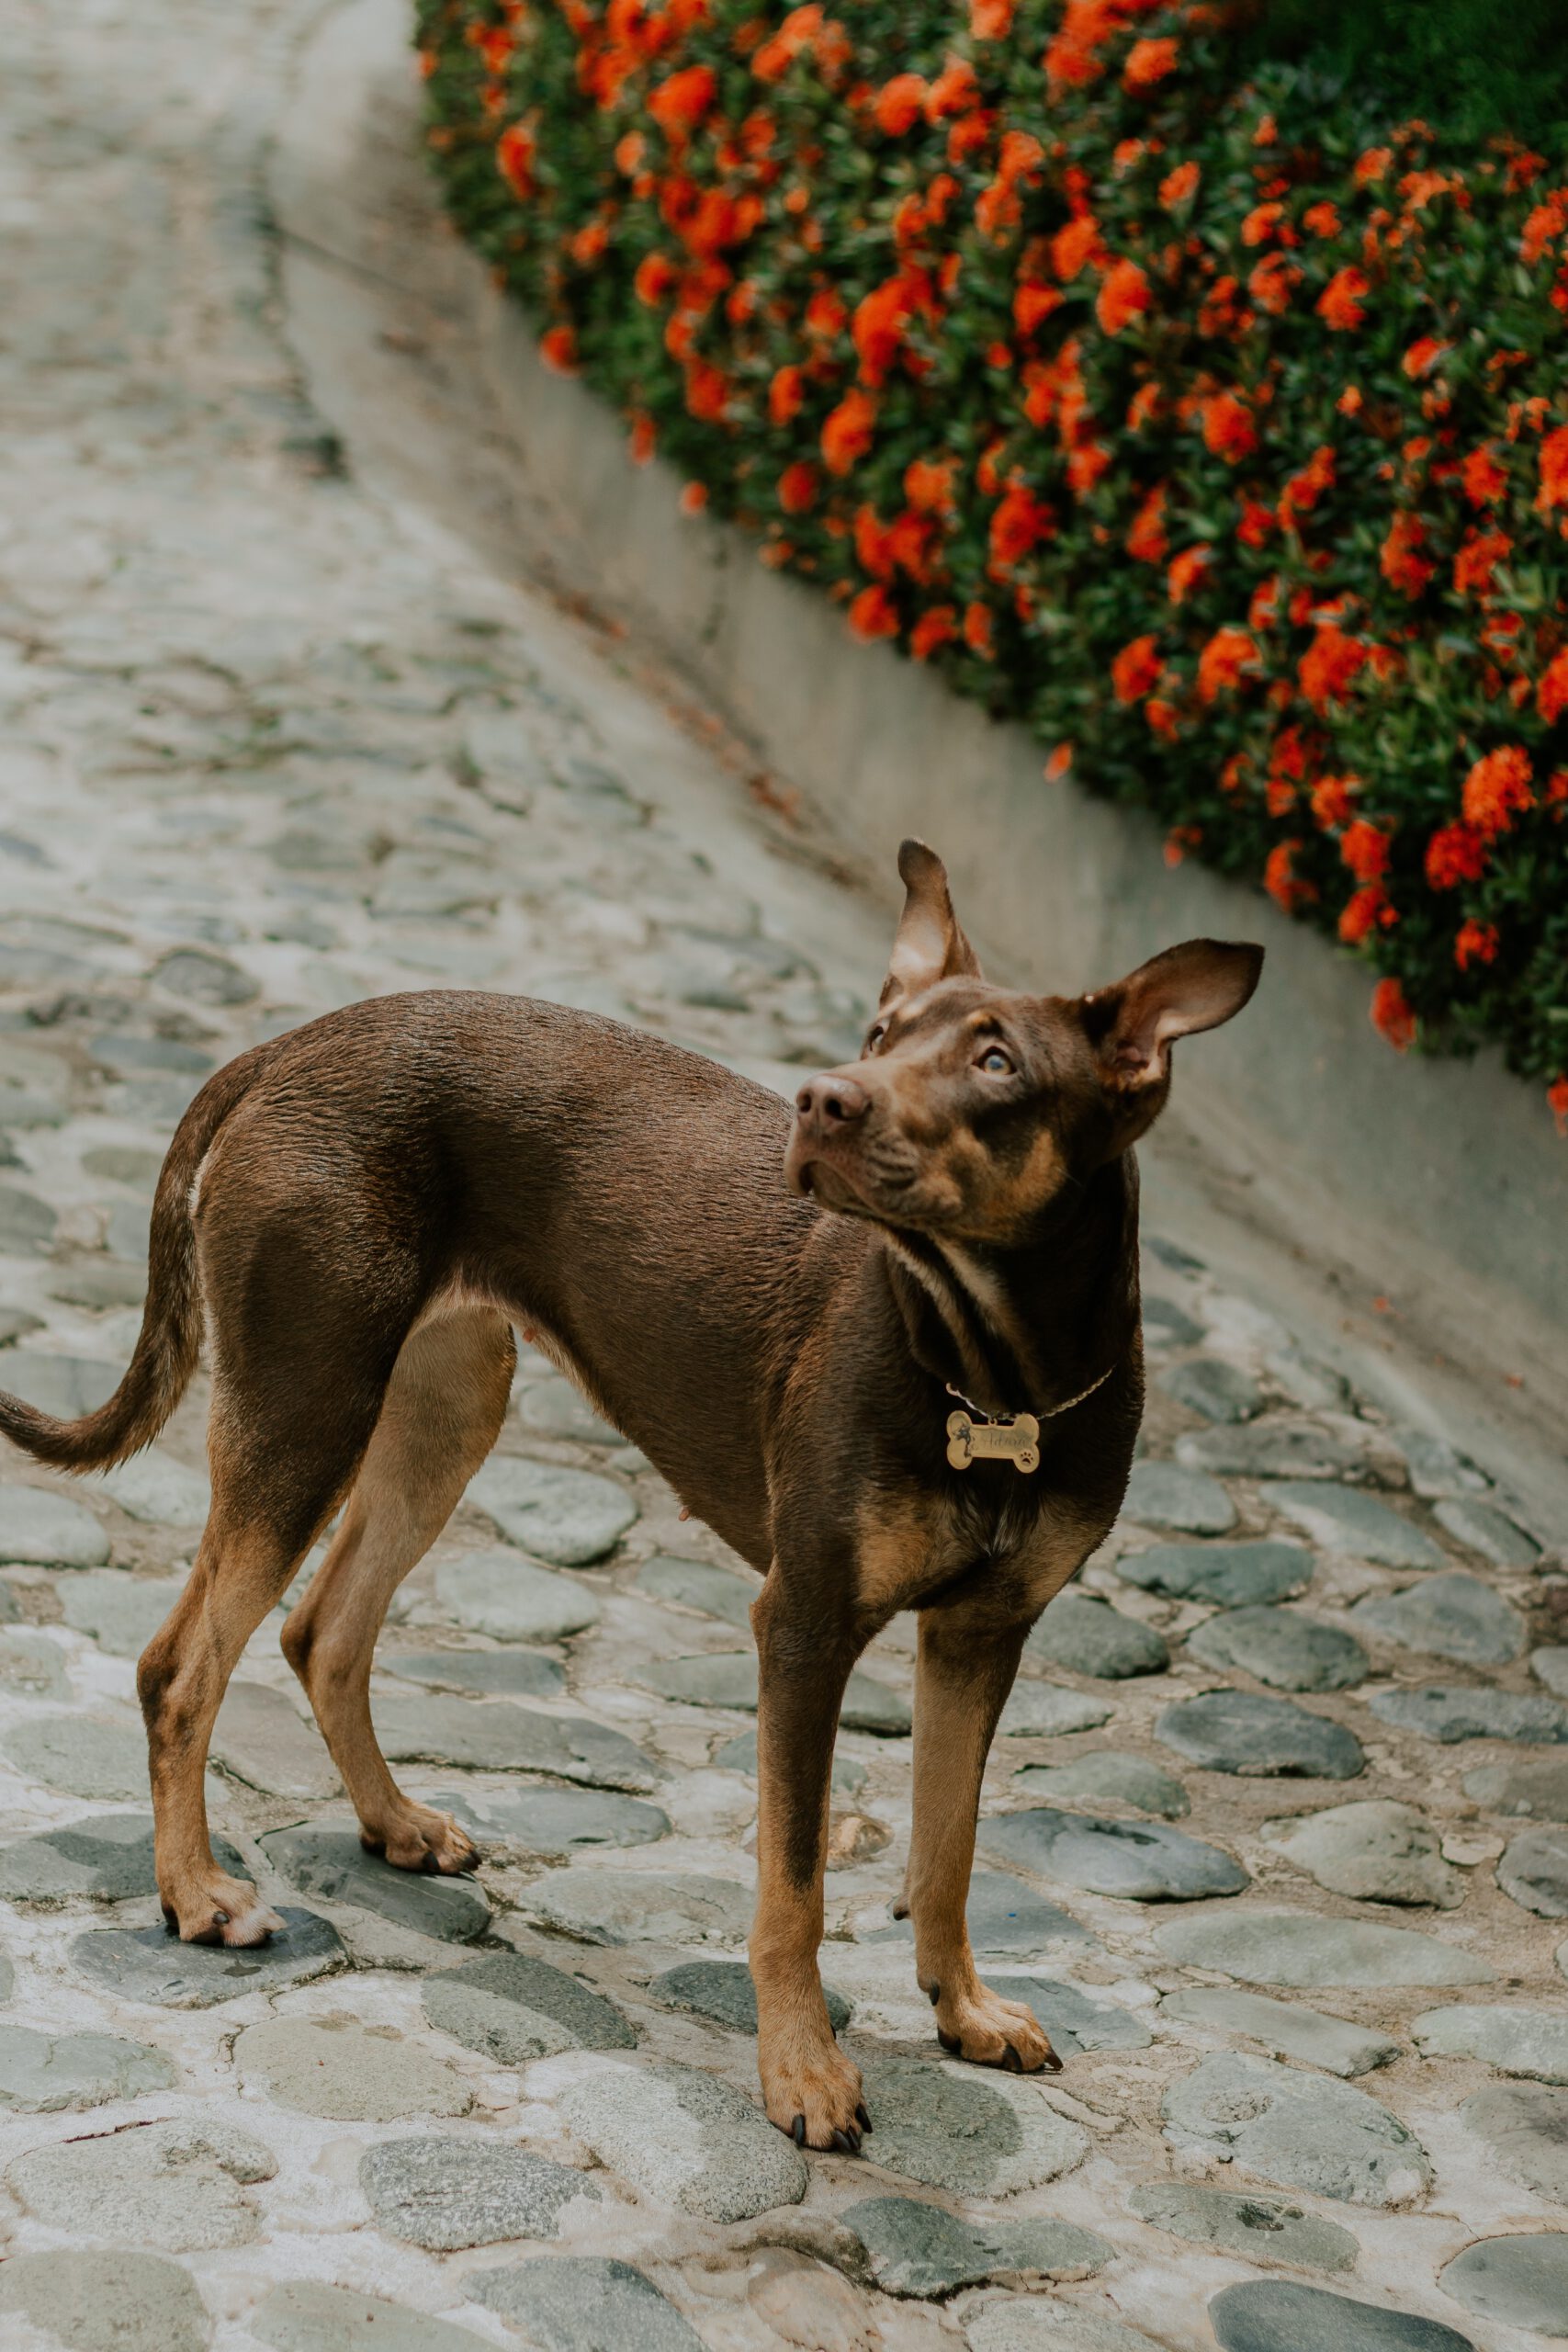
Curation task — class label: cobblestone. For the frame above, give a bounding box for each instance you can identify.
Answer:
[0,2,1564,2345]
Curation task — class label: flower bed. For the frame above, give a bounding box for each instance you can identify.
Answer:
[416,0,1568,1117]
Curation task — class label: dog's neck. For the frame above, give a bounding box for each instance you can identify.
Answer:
[877,1153,1139,1421]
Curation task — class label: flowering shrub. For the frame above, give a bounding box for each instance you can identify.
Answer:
[417,0,1568,1119]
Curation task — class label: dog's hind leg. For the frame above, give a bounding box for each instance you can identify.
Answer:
[280,1301,515,1873]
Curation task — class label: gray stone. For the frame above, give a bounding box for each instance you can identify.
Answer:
[710,1727,868,1794]
[1156,1690,1365,1779]
[49,1259,146,1309]
[90,1450,210,1525]
[1466,1757,1568,1820]
[517,1375,621,1444]
[1163,1984,1400,2076]
[0,1812,243,1903]
[1209,2280,1473,2351]
[152,947,258,1004]
[382,1645,564,1698]
[423,1949,636,2060]
[649,1960,851,2036]
[1436,1498,1540,1567]
[841,2195,1112,2297]
[1027,1594,1169,1679]
[0,2023,176,2111]
[258,1824,491,1941]
[91,1032,212,1078]
[1158,1358,1262,1423]
[852,2053,1089,2196]
[1154,1907,1494,1987]
[465,1458,636,1565]
[1115,1541,1312,1609]
[1369,1687,1568,1745]
[1414,2005,1568,2084]
[1463,2082,1568,2202]
[870,1870,1097,1955]
[437,1784,669,1852]
[376,1695,661,1791]
[7,2116,276,2250]
[997,1680,1114,1736]
[558,2059,807,2220]
[1,1353,121,1416]
[1127,2180,1359,2272]
[979,1806,1247,1902]
[965,2302,1162,2352]
[1499,1826,1568,1917]
[0,2251,211,2352]
[981,1976,1151,2053]
[1013,1751,1189,1818]
[520,1864,750,1948]
[1392,1428,1492,1500]
[1179,1421,1363,1481]
[212,1680,342,1799]
[635,1648,911,1734]
[0,1625,69,1699]
[434,1549,599,1643]
[1187,1607,1368,1693]
[1261,1802,1463,1908]
[469,2257,705,2352]
[0,1482,110,1566]
[241,2014,470,2121]
[73,1906,344,2007]
[1122,1461,1236,1534]
[1142,1296,1204,1348]
[5,1710,150,1799]
[1439,2233,1568,2335]
[1351,1574,1526,1667]
[1536,1649,1568,1702]
[637,1553,754,1627]
[1162,2052,1432,2206]
[58,1570,184,1657]
[252,2281,490,2352]
[359,2135,598,2250]
[1263,1484,1440,1568]
[0,1183,57,1252]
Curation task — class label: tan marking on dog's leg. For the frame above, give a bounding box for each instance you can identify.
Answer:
[280,1304,514,1873]
[905,1608,1061,2074]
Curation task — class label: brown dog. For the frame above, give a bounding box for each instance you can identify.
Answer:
[0,841,1259,2148]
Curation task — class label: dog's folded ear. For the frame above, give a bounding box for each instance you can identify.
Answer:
[879,839,984,1009]
[1080,939,1264,1089]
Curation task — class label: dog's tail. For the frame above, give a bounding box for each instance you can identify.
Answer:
[0,1041,276,1474]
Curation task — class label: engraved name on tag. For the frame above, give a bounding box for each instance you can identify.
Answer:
[946,1410,1041,1475]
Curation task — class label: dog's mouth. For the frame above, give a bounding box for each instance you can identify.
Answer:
[785,1128,924,1225]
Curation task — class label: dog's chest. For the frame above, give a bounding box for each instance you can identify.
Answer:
[852,1473,1085,1619]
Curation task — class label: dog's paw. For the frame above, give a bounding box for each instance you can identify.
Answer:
[761,2041,870,2154]
[931,1983,1062,2074]
[361,1804,479,1876]
[162,1872,284,1948]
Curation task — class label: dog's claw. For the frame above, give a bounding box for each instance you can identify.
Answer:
[1001,2039,1023,2073]
[791,2114,807,2147]
[830,2127,860,2156]
[890,1896,910,1919]
[855,2102,872,2134]
[936,2026,961,2054]
[1042,2045,1065,2074]
[927,1980,941,2006]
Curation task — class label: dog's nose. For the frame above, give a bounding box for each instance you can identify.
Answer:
[795,1073,869,1130]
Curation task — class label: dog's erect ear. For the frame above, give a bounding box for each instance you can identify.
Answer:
[1081,939,1263,1088]
[879,839,983,1009]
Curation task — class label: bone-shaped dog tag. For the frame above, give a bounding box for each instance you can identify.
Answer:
[946,1410,1041,1474]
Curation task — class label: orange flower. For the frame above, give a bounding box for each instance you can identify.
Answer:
[1354,147,1393,187]
[969,0,1013,37]
[1537,425,1568,510]
[926,57,980,119]
[963,601,994,656]
[848,585,899,640]
[1462,744,1534,837]
[1380,511,1434,597]
[1461,445,1506,507]
[1338,884,1395,944]
[1159,161,1200,209]
[1197,627,1258,704]
[1241,201,1284,247]
[900,458,953,517]
[1454,527,1512,598]
[988,484,1055,574]
[852,272,928,387]
[1340,818,1390,883]
[496,121,536,200]
[1309,774,1357,830]
[1402,336,1451,379]
[1371,977,1416,1050]
[1013,282,1063,335]
[628,412,656,466]
[1455,920,1500,970]
[1111,634,1162,703]
[679,481,708,515]
[1316,266,1370,330]
[1051,215,1103,283]
[1126,483,1168,563]
[1167,543,1213,604]
[569,219,610,266]
[1303,199,1340,238]
[1043,743,1073,781]
[1248,254,1300,314]
[539,322,578,374]
[778,460,818,514]
[769,365,805,427]
[1279,445,1335,524]
[910,605,958,659]
[1123,36,1179,92]
[1095,258,1151,336]
[821,388,876,474]
[649,63,716,140]
[873,73,928,135]
[1145,696,1179,740]
[1165,824,1202,865]
[1538,649,1568,725]
[1264,840,1316,912]
[634,251,678,305]
[1425,821,1487,888]
[752,5,826,83]
[683,357,729,421]
[1299,624,1367,710]
[1203,390,1258,463]
[1549,1074,1568,1135]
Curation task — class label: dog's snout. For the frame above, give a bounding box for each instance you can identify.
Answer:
[795,1074,869,1129]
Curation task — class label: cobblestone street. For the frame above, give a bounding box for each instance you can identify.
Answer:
[1,6,1566,2349]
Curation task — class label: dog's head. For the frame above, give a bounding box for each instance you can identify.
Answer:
[785,839,1262,1244]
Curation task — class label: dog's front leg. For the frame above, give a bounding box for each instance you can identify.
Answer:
[749,1568,869,2152]
[906,1604,1062,2074]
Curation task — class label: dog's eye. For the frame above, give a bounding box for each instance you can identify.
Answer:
[977,1046,1014,1076]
